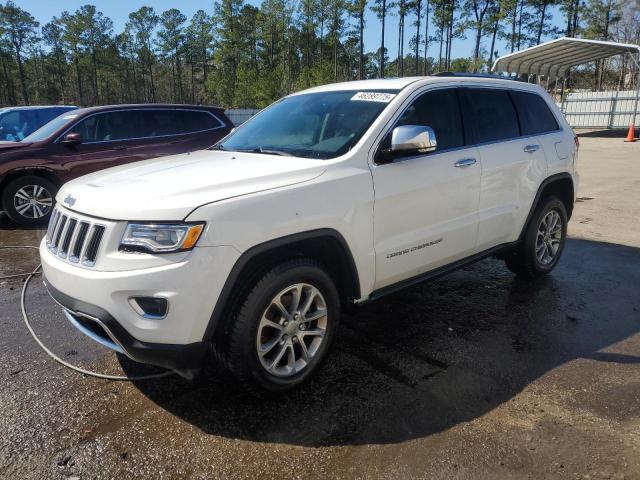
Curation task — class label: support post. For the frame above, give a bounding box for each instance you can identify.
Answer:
[608,90,618,129]
[633,55,640,126]
[560,77,567,114]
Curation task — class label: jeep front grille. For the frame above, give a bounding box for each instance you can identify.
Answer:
[46,207,106,267]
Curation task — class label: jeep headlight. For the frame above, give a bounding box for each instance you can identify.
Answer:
[120,223,205,253]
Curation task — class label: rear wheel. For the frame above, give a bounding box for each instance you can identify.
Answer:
[2,175,56,227]
[219,258,340,396]
[505,195,567,278]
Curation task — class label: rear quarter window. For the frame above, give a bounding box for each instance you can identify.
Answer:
[171,110,224,134]
[510,90,559,135]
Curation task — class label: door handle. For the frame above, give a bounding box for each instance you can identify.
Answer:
[454,158,477,168]
[523,144,540,153]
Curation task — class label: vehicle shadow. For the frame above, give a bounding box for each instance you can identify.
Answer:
[0,212,45,231]
[576,128,630,138]
[124,237,640,446]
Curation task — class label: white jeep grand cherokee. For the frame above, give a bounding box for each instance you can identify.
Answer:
[41,75,578,395]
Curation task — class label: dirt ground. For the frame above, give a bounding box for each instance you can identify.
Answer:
[1,134,639,480]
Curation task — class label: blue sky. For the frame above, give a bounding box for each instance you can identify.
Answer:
[17,0,564,61]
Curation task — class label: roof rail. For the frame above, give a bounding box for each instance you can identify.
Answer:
[433,72,517,80]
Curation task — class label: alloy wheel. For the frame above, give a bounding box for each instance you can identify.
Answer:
[13,184,53,219]
[535,209,562,265]
[256,283,328,377]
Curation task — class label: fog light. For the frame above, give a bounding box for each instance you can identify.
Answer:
[129,297,168,319]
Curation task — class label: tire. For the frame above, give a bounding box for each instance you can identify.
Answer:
[505,195,568,279]
[219,257,340,397]
[2,175,57,227]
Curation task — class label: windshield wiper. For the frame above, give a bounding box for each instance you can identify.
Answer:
[210,145,292,156]
[239,147,292,156]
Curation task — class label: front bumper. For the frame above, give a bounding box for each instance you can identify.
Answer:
[44,278,206,378]
[40,237,241,377]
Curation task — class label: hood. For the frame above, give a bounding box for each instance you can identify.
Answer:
[56,149,328,220]
[0,141,32,150]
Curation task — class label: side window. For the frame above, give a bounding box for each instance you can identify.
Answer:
[69,115,99,142]
[171,110,223,134]
[510,90,559,135]
[69,111,139,143]
[461,88,520,143]
[135,110,223,139]
[396,88,464,150]
[137,110,177,137]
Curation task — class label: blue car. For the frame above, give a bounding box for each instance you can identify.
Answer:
[0,106,78,142]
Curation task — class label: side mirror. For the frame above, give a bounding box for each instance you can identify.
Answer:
[61,132,82,145]
[377,125,437,163]
[391,125,437,154]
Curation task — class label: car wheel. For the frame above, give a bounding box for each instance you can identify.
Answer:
[221,258,340,397]
[505,195,568,278]
[2,175,57,227]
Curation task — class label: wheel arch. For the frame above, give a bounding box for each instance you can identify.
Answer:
[519,172,575,241]
[203,229,361,343]
[0,168,61,209]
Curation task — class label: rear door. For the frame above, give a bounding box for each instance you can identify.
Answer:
[370,87,482,290]
[124,109,231,159]
[510,90,570,176]
[459,87,548,251]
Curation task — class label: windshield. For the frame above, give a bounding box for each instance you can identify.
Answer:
[22,112,80,143]
[214,90,398,159]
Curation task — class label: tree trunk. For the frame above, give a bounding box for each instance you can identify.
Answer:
[381,0,386,78]
[92,49,99,104]
[438,14,444,71]
[446,0,454,69]
[399,0,405,76]
[517,0,524,50]
[176,46,183,103]
[423,0,430,75]
[191,62,196,103]
[359,9,364,79]
[488,8,500,67]
[334,39,338,81]
[536,1,548,44]
[73,50,83,105]
[565,0,573,36]
[510,0,517,52]
[147,40,156,102]
[13,47,29,105]
[1,51,17,105]
[415,0,421,75]
[474,26,482,66]
[571,0,579,35]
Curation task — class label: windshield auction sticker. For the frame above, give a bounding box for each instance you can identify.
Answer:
[351,92,396,102]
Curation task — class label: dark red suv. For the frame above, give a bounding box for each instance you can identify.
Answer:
[0,104,233,226]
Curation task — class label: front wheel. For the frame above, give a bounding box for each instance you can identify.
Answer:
[220,258,340,396]
[2,175,57,227]
[505,195,568,278]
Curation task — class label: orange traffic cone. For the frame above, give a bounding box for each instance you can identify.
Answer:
[624,123,636,142]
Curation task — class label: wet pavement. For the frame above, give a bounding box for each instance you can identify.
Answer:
[1,136,639,479]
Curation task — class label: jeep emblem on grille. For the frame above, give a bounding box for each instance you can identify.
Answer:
[63,194,76,207]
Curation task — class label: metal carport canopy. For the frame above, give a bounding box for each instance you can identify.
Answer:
[491,37,640,78]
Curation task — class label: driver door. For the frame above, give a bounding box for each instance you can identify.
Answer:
[370,87,482,290]
[51,110,142,179]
